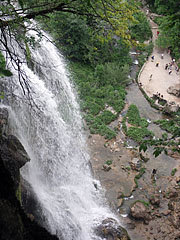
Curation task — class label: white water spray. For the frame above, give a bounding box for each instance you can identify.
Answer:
[1,28,117,240]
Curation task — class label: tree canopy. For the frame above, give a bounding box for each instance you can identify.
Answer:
[0,0,138,96]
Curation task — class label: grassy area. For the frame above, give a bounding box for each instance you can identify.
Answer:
[154,119,179,134]
[70,62,128,139]
[123,104,153,143]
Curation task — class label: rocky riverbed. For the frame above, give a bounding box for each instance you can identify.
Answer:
[88,118,180,240]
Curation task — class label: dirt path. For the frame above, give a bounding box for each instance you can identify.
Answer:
[139,18,180,104]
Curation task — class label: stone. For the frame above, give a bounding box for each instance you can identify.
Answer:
[149,194,160,206]
[102,164,111,171]
[167,86,180,97]
[0,135,30,188]
[164,102,179,113]
[117,198,124,208]
[162,210,171,216]
[95,218,131,240]
[130,158,141,170]
[130,201,150,221]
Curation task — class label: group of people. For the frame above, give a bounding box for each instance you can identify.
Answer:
[164,59,179,75]
[151,54,179,75]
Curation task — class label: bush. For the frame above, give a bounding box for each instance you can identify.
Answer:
[171,168,177,176]
[127,127,153,143]
[130,11,152,42]
[127,104,141,126]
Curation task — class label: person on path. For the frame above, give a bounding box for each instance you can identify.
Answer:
[156,62,159,67]
[161,54,164,59]
[169,69,172,75]
[165,64,168,70]
[149,74,153,81]
[151,169,157,181]
[151,56,154,62]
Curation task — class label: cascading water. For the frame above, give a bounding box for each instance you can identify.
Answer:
[1,27,118,239]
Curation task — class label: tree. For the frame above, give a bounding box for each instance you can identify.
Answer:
[0,0,137,96]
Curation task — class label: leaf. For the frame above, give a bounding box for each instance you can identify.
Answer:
[139,143,147,152]
[0,68,12,77]
[18,0,24,8]
[153,148,162,157]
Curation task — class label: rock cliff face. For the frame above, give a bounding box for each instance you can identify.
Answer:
[0,107,59,240]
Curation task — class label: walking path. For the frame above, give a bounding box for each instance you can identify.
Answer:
[139,18,180,105]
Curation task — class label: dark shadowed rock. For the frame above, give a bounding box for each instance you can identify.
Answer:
[0,134,30,188]
[95,218,131,240]
[0,107,59,240]
[167,86,180,97]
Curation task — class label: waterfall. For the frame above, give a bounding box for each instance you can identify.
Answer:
[1,27,117,239]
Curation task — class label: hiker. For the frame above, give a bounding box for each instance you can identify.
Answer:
[157,31,159,36]
[151,56,154,62]
[161,54,164,59]
[149,74,153,81]
[169,69,172,75]
[156,62,159,67]
[165,64,168,70]
[151,168,157,181]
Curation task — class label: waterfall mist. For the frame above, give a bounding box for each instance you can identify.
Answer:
[1,27,117,240]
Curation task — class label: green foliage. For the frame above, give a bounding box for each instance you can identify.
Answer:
[70,61,129,139]
[130,11,152,42]
[97,111,117,125]
[171,168,177,176]
[140,118,149,128]
[94,62,130,87]
[134,168,146,187]
[0,52,12,77]
[149,0,180,60]
[127,127,153,143]
[123,104,152,142]
[0,92,5,100]
[126,104,149,128]
[122,116,128,133]
[133,200,150,208]
[126,104,141,126]
[105,160,113,165]
[154,119,179,134]
[85,114,116,139]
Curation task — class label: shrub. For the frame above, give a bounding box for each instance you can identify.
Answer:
[171,168,177,176]
[126,104,141,126]
[127,127,153,142]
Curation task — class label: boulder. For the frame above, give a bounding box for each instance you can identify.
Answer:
[149,194,160,206]
[130,201,150,221]
[164,102,179,113]
[103,164,111,171]
[167,86,180,97]
[0,107,30,188]
[0,108,59,240]
[0,135,30,188]
[95,218,131,240]
[130,158,141,170]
